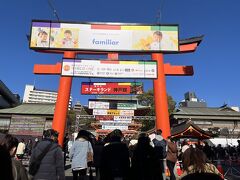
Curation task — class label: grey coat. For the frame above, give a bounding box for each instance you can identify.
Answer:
[30,139,65,180]
[69,138,93,170]
[12,158,28,180]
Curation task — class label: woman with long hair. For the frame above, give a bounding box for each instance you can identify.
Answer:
[180,147,223,179]
[131,133,163,180]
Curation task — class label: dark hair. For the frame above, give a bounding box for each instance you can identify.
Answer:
[0,145,13,180]
[42,31,48,35]
[153,31,162,37]
[156,129,162,135]
[43,129,59,139]
[76,130,90,141]
[137,133,150,147]
[0,134,19,152]
[64,30,72,35]
[182,147,207,173]
[109,129,123,142]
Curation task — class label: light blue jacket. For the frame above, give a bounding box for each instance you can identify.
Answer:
[69,138,93,169]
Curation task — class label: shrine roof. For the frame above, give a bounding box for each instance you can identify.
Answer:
[171,120,212,139]
[172,106,240,117]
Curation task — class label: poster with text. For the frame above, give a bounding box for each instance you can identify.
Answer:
[30,20,179,52]
[61,59,157,79]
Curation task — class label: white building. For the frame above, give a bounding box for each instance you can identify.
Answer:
[23,85,72,107]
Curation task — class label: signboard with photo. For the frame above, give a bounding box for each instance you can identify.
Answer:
[82,82,143,95]
[30,20,179,53]
[62,59,157,79]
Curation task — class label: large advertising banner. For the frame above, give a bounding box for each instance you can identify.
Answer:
[30,20,179,52]
[61,59,157,79]
[93,109,134,116]
[82,82,143,95]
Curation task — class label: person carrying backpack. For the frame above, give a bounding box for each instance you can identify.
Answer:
[29,129,65,180]
[152,129,167,180]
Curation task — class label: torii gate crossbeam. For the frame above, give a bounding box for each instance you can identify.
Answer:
[34,36,203,145]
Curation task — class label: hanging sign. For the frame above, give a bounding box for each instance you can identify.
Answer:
[30,20,179,53]
[88,99,137,110]
[93,109,134,116]
[114,116,132,121]
[100,120,132,123]
[82,82,143,95]
[95,115,114,121]
[88,101,110,109]
[102,125,129,130]
[62,59,157,79]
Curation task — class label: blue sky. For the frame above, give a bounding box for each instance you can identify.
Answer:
[0,0,240,107]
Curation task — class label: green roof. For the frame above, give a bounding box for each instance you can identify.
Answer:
[0,103,55,115]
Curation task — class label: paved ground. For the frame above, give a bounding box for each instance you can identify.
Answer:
[22,157,240,180]
[62,160,97,180]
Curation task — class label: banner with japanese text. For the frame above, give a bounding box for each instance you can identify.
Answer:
[62,59,157,79]
[93,109,134,116]
[88,99,137,110]
[82,82,143,95]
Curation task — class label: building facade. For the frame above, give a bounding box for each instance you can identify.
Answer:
[171,92,240,138]
[23,84,72,108]
[0,103,54,135]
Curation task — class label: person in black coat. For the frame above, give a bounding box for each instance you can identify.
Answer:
[29,129,65,180]
[93,137,104,177]
[0,145,14,180]
[100,129,130,180]
[130,133,163,180]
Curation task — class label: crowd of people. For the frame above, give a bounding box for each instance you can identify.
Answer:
[0,128,239,180]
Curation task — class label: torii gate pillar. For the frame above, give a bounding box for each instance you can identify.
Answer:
[52,51,76,145]
[152,53,170,138]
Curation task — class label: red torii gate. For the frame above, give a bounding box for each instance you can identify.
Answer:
[34,36,203,146]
